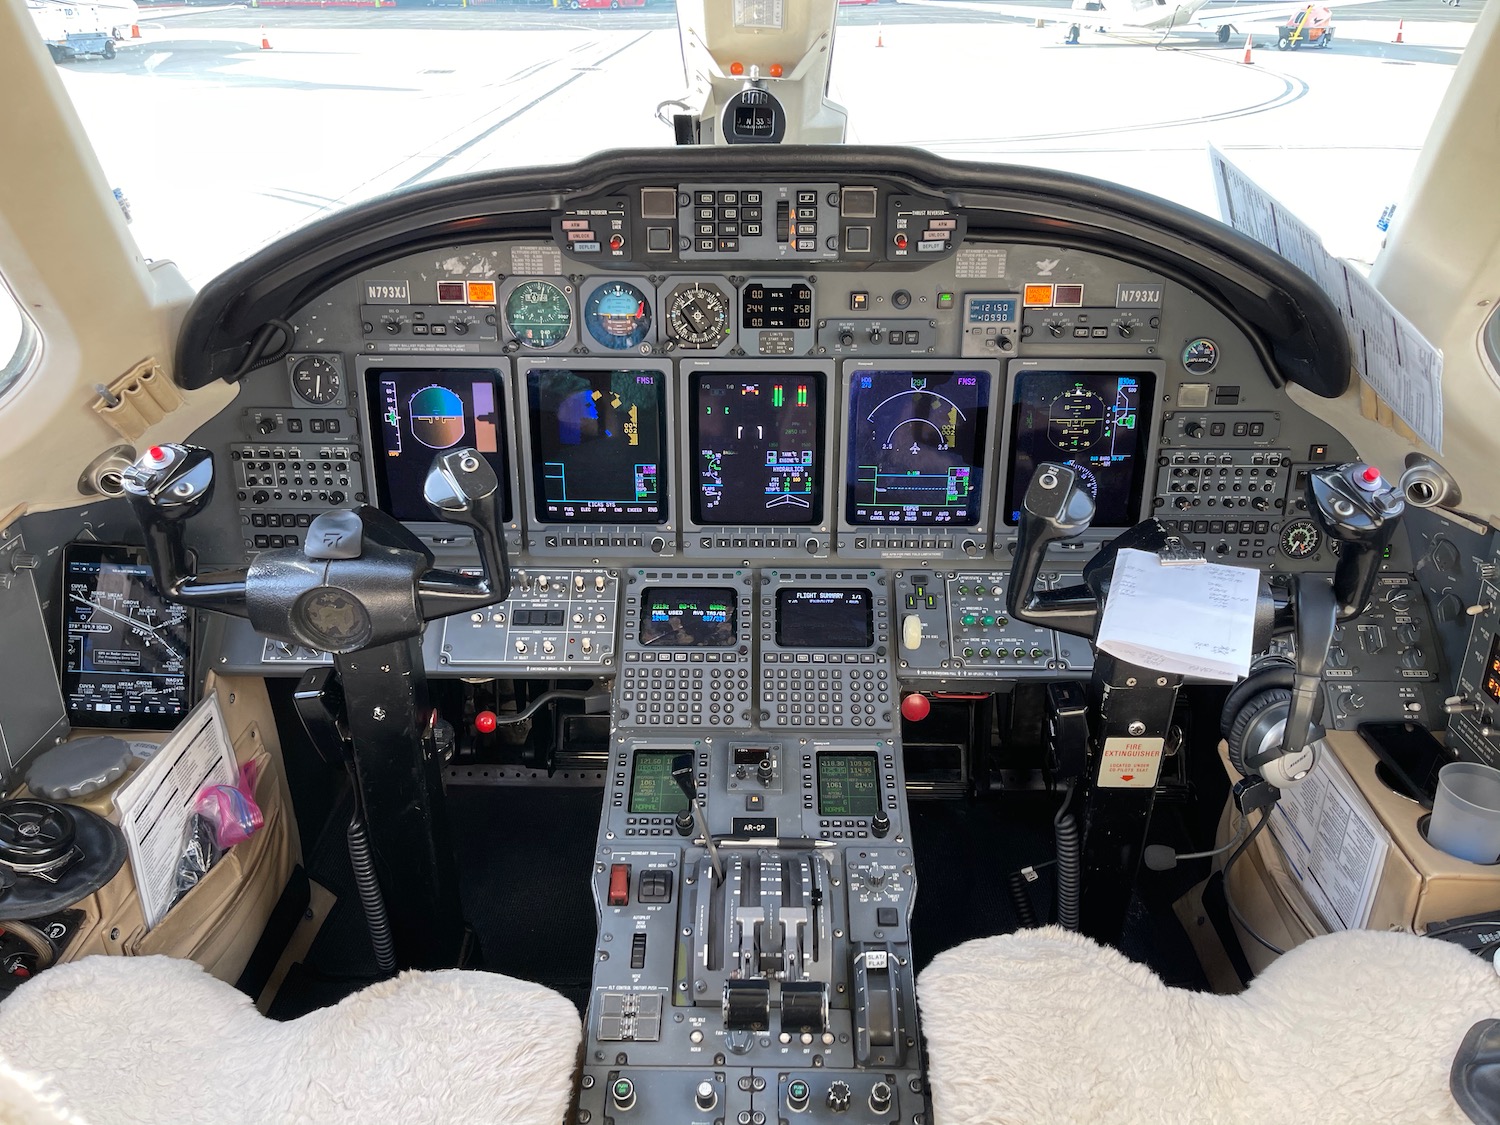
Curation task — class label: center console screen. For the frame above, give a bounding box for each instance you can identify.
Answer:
[691,372,824,525]
[775,588,873,648]
[817,752,881,817]
[845,370,990,525]
[639,587,737,647]
[1004,370,1155,527]
[629,750,690,815]
[527,368,667,522]
[367,369,511,522]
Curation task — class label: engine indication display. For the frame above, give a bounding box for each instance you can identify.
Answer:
[664,282,732,350]
[505,280,573,349]
[1279,517,1322,559]
[692,372,824,525]
[1005,369,1155,527]
[366,368,510,522]
[526,367,667,522]
[583,280,653,351]
[845,369,990,525]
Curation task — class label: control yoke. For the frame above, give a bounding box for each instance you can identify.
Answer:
[121,443,511,653]
[1306,462,1405,620]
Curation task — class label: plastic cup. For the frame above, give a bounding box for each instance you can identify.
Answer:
[1427,762,1500,864]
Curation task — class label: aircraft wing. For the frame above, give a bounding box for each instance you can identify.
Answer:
[1190,0,1402,25]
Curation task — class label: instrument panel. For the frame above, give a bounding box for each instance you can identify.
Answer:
[188,170,1443,717]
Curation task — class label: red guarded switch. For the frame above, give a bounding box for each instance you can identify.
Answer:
[608,863,631,907]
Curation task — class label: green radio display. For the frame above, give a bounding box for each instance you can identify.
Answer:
[629,750,691,815]
[817,752,881,817]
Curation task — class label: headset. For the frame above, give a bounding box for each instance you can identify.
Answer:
[1220,576,1338,790]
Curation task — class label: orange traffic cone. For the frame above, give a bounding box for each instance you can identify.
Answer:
[260,25,272,49]
[876,23,884,47]
[1241,34,1254,63]
[1394,18,1404,42]
[130,22,140,37]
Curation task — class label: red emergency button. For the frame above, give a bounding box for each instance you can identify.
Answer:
[474,710,497,734]
[900,693,931,722]
[608,863,631,906]
[1362,466,1381,483]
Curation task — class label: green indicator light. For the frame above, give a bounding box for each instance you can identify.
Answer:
[961,613,977,627]
[614,1080,633,1097]
[1013,647,1026,658]
[981,615,995,627]
[1031,648,1043,658]
[790,1081,808,1098]
[962,647,975,658]
[978,647,991,658]
[998,616,1009,627]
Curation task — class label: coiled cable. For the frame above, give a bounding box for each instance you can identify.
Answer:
[347,814,395,974]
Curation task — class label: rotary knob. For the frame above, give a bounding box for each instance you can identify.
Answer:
[694,1081,717,1111]
[827,1080,852,1112]
[870,1081,894,1114]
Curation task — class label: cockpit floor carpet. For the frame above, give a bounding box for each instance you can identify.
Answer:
[269,783,603,1019]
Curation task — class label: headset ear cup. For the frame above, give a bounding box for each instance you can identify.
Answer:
[1220,666,1294,741]
[1227,687,1292,776]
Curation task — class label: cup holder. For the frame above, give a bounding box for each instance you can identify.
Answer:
[1419,814,1500,867]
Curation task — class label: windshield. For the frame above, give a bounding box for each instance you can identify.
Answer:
[39,0,1478,285]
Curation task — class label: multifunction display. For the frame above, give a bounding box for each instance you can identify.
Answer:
[1005,369,1155,527]
[846,370,990,525]
[628,751,691,815]
[527,368,667,522]
[639,587,737,647]
[60,543,191,729]
[692,372,824,525]
[817,752,881,817]
[775,588,874,648]
[741,282,813,331]
[368,369,510,521]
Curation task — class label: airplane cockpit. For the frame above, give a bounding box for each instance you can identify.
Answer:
[1,0,1499,1121]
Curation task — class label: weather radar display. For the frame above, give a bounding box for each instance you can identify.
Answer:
[1005,369,1155,527]
[845,370,990,525]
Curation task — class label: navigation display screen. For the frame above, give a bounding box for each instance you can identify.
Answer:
[775,588,873,648]
[817,752,881,817]
[367,369,511,522]
[527,368,667,523]
[691,372,824,525]
[629,750,691,815]
[845,369,990,525]
[60,543,191,730]
[639,587,737,647]
[1005,370,1155,527]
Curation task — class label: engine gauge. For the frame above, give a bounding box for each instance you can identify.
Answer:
[664,282,730,349]
[584,281,653,350]
[505,280,572,349]
[1279,518,1322,560]
[1182,338,1220,376]
[291,356,341,405]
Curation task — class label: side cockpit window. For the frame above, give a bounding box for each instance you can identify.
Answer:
[0,278,37,400]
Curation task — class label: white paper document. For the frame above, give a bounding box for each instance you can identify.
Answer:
[1208,145,1444,453]
[1095,548,1259,682]
[1267,746,1390,931]
[114,693,238,929]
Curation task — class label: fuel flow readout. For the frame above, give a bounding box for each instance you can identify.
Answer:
[693,373,824,525]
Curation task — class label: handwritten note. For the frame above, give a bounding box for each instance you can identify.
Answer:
[1208,145,1443,452]
[1096,548,1259,682]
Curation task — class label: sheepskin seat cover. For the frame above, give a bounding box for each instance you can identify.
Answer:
[0,954,581,1125]
[918,925,1500,1125]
